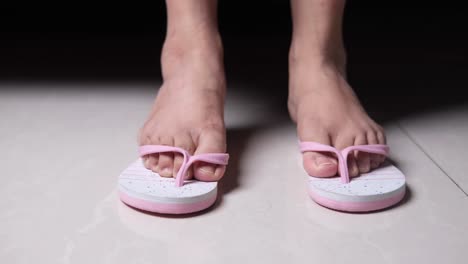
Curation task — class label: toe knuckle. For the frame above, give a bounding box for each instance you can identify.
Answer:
[375,124,384,132]
[376,130,386,143]
[140,134,152,145]
[148,134,160,144]
[352,126,368,137]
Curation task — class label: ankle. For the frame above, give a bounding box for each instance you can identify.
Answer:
[289,40,347,74]
[288,44,348,114]
[161,29,224,78]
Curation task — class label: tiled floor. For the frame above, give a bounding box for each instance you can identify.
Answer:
[1,83,467,264]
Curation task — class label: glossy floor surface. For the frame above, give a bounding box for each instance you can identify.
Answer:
[1,83,467,263]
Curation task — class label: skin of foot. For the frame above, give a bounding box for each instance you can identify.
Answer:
[141,0,383,181]
[288,54,387,178]
[288,0,387,178]
[139,30,227,181]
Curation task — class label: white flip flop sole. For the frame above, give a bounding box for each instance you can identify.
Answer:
[308,162,406,212]
[118,159,218,214]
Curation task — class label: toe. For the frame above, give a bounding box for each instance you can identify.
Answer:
[347,155,360,177]
[367,129,385,168]
[370,156,379,169]
[193,127,226,181]
[149,154,159,173]
[356,152,370,173]
[157,137,175,177]
[303,152,338,177]
[354,135,370,173]
[299,127,338,177]
[213,165,226,180]
[141,155,148,169]
[355,152,371,173]
[194,161,219,181]
[375,125,387,145]
[158,152,174,177]
[375,127,387,164]
[148,154,159,172]
[172,153,185,178]
[142,155,150,169]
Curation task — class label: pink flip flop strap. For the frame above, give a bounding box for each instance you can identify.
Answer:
[139,145,229,187]
[299,141,389,183]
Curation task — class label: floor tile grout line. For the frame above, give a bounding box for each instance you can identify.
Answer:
[397,123,468,197]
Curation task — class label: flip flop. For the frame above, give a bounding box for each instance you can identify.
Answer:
[299,142,406,212]
[118,145,229,214]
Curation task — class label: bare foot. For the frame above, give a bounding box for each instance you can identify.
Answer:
[139,30,227,181]
[288,52,386,178]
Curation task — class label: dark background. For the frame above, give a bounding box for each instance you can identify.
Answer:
[1,1,467,120]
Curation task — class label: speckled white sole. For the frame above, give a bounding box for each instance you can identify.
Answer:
[118,159,218,206]
[308,162,406,210]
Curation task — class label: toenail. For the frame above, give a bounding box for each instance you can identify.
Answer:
[315,156,335,167]
[199,166,215,175]
[160,167,172,176]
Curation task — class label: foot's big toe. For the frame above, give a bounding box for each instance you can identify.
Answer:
[194,162,225,181]
[193,128,227,181]
[303,152,338,177]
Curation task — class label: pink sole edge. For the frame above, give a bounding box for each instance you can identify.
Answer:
[118,190,217,215]
[308,188,406,212]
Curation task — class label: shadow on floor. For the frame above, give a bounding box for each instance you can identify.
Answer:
[219,127,257,195]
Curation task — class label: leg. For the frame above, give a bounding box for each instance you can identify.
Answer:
[139,0,227,181]
[288,0,386,177]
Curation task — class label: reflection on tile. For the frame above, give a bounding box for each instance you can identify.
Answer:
[399,105,468,193]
